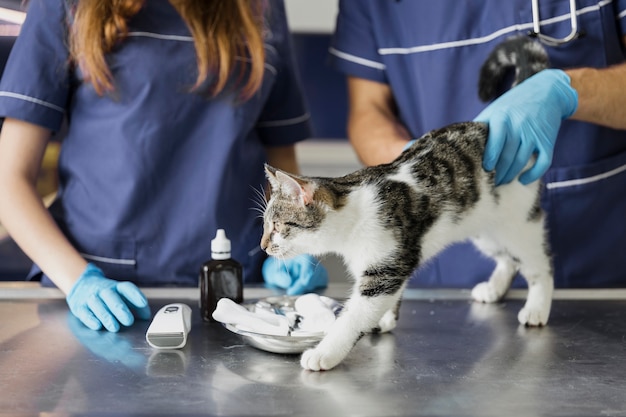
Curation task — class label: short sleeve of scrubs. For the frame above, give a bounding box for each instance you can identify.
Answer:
[0,0,70,132]
[328,0,386,83]
[256,0,312,146]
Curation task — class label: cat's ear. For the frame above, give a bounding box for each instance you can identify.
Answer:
[264,164,281,192]
[275,170,316,206]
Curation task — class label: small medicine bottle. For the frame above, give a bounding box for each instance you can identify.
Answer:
[199,229,243,322]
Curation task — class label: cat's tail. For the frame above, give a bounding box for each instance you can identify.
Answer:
[478,36,550,102]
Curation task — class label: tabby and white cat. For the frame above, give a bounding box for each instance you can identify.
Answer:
[260,36,553,371]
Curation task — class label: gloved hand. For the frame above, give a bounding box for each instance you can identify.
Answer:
[403,140,416,152]
[262,254,329,295]
[474,69,578,185]
[66,263,151,332]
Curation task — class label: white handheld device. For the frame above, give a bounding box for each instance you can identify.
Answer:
[146,303,192,349]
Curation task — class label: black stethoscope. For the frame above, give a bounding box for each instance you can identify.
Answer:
[529,0,584,46]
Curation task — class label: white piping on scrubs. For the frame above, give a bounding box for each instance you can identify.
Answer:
[328,0,617,62]
[376,0,615,56]
[80,253,137,266]
[128,32,280,75]
[0,91,64,113]
[327,47,386,70]
[546,163,626,189]
[127,31,193,42]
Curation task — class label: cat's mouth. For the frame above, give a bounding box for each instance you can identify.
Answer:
[260,240,278,256]
[264,246,284,257]
[263,242,298,258]
[260,234,287,257]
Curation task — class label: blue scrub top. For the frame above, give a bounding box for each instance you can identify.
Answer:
[0,0,312,286]
[330,0,626,288]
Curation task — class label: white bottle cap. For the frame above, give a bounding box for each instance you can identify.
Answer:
[211,229,231,260]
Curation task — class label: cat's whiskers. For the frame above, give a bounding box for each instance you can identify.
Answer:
[302,254,322,269]
[249,184,268,219]
[272,246,320,267]
[270,252,290,271]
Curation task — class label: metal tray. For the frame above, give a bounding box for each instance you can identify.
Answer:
[221,295,340,354]
[223,322,324,354]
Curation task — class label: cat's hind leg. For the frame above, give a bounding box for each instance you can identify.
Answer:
[485,215,553,326]
[506,222,553,326]
[470,236,518,303]
[301,281,405,371]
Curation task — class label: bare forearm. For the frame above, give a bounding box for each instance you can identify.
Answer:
[266,144,300,174]
[348,107,411,166]
[0,119,86,294]
[0,178,87,293]
[346,76,412,166]
[567,62,626,130]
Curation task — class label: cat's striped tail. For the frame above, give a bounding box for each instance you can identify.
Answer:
[478,36,550,102]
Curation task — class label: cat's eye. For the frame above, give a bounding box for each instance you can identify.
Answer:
[272,221,286,232]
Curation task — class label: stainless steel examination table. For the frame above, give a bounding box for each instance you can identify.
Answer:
[1,282,625,417]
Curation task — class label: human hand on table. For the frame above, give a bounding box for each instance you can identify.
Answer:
[474,69,578,185]
[66,263,151,332]
[262,254,328,295]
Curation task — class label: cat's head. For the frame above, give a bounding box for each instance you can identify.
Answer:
[260,165,332,258]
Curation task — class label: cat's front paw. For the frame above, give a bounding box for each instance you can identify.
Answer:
[471,281,503,303]
[300,346,345,371]
[517,306,550,326]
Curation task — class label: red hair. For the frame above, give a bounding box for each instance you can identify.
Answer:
[69,0,266,98]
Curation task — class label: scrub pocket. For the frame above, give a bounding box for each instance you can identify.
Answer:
[30,232,137,286]
[70,231,137,280]
[543,151,626,287]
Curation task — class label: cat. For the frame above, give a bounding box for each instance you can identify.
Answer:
[260,36,553,372]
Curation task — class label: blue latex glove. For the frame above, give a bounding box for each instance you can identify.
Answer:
[474,69,578,185]
[403,140,416,152]
[66,263,151,332]
[262,254,329,295]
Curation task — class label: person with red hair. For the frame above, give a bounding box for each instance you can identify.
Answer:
[0,0,327,332]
